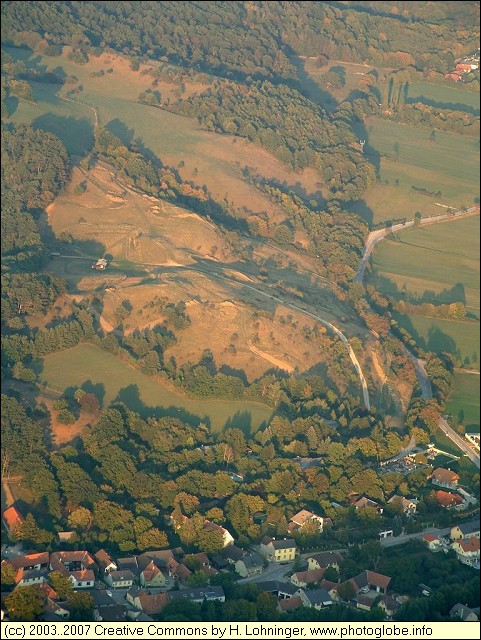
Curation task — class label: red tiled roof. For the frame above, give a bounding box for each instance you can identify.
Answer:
[423,534,439,542]
[436,490,464,508]
[9,552,49,570]
[2,506,24,534]
[456,538,480,553]
[70,569,95,582]
[293,568,326,584]
[138,592,169,615]
[366,570,391,589]
[279,596,303,611]
[432,468,459,484]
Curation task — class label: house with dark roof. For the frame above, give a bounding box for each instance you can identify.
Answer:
[94,605,127,622]
[235,552,264,578]
[450,603,479,622]
[168,586,225,604]
[306,551,343,572]
[260,537,297,563]
[431,468,460,488]
[104,569,135,589]
[450,521,480,541]
[116,556,139,575]
[255,581,299,599]
[219,545,245,566]
[299,588,333,609]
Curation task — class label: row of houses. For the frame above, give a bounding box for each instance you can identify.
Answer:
[444,53,479,82]
[423,520,480,568]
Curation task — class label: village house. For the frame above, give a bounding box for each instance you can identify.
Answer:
[319,580,340,602]
[452,537,480,567]
[94,604,127,622]
[260,537,297,563]
[104,569,135,589]
[94,550,118,575]
[7,552,49,574]
[203,520,235,547]
[126,587,169,616]
[299,588,333,610]
[17,569,48,587]
[2,505,24,537]
[291,568,326,589]
[188,552,218,579]
[170,561,192,585]
[431,468,460,488]
[435,490,465,510]
[379,595,405,619]
[352,570,391,595]
[217,545,245,567]
[49,551,96,588]
[278,596,303,613]
[450,521,480,541]
[255,581,299,600]
[234,552,264,578]
[307,551,343,572]
[387,495,417,515]
[450,603,480,622]
[43,598,70,620]
[350,495,384,514]
[116,556,139,576]
[168,586,225,605]
[288,509,325,533]
[423,533,442,552]
[138,560,166,588]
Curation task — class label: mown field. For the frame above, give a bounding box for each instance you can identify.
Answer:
[40,343,274,433]
[446,372,480,433]
[406,81,480,112]
[371,215,480,368]
[363,117,480,220]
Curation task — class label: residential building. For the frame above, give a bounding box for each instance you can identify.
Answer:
[50,551,95,575]
[431,468,460,488]
[104,569,135,589]
[288,509,325,533]
[450,603,479,622]
[299,588,332,609]
[387,496,417,515]
[260,537,297,563]
[278,596,303,613]
[203,520,234,547]
[379,595,404,618]
[8,552,49,573]
[351,496,384,514]
[291,568,326,589]
[255,581,299,600]
[452,538,480,567]
[450,521,480,541]
[94,605,127,622]
[95,550,117,575]
[235,553,264,578]
[435,490,464,509]
[17,569,48,587]
[43,599,70,620]
[168,586,225,605]
[307,551,343,572]
[423,534,442,552]
[218,545,245,566]
[116,556,139,576]
[352,570,391,595]
[139,560,166,588]
[127,587,169,616]
[69,570,95,589]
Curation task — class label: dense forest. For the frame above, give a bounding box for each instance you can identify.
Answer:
[1,1,479,82]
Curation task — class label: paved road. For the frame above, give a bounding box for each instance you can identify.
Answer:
[438,417,480,469]
[237,560,295,585]
[401,345,432,400]
[354,206,480,283]
[380,526,451,548]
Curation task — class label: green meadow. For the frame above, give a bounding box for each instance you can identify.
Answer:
[40,343,274,434]
[446,372,480,432]
[407,81,480,112]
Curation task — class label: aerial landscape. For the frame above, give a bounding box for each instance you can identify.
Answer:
[0,0,479,629]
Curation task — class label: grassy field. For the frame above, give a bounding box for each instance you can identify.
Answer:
[367,117,479,202]
[407,81,480,112]
[372,216,480,310]
[4,46,323,222]
[371,216,480,367]
[446,372,480,432]
[40,343,274,434]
